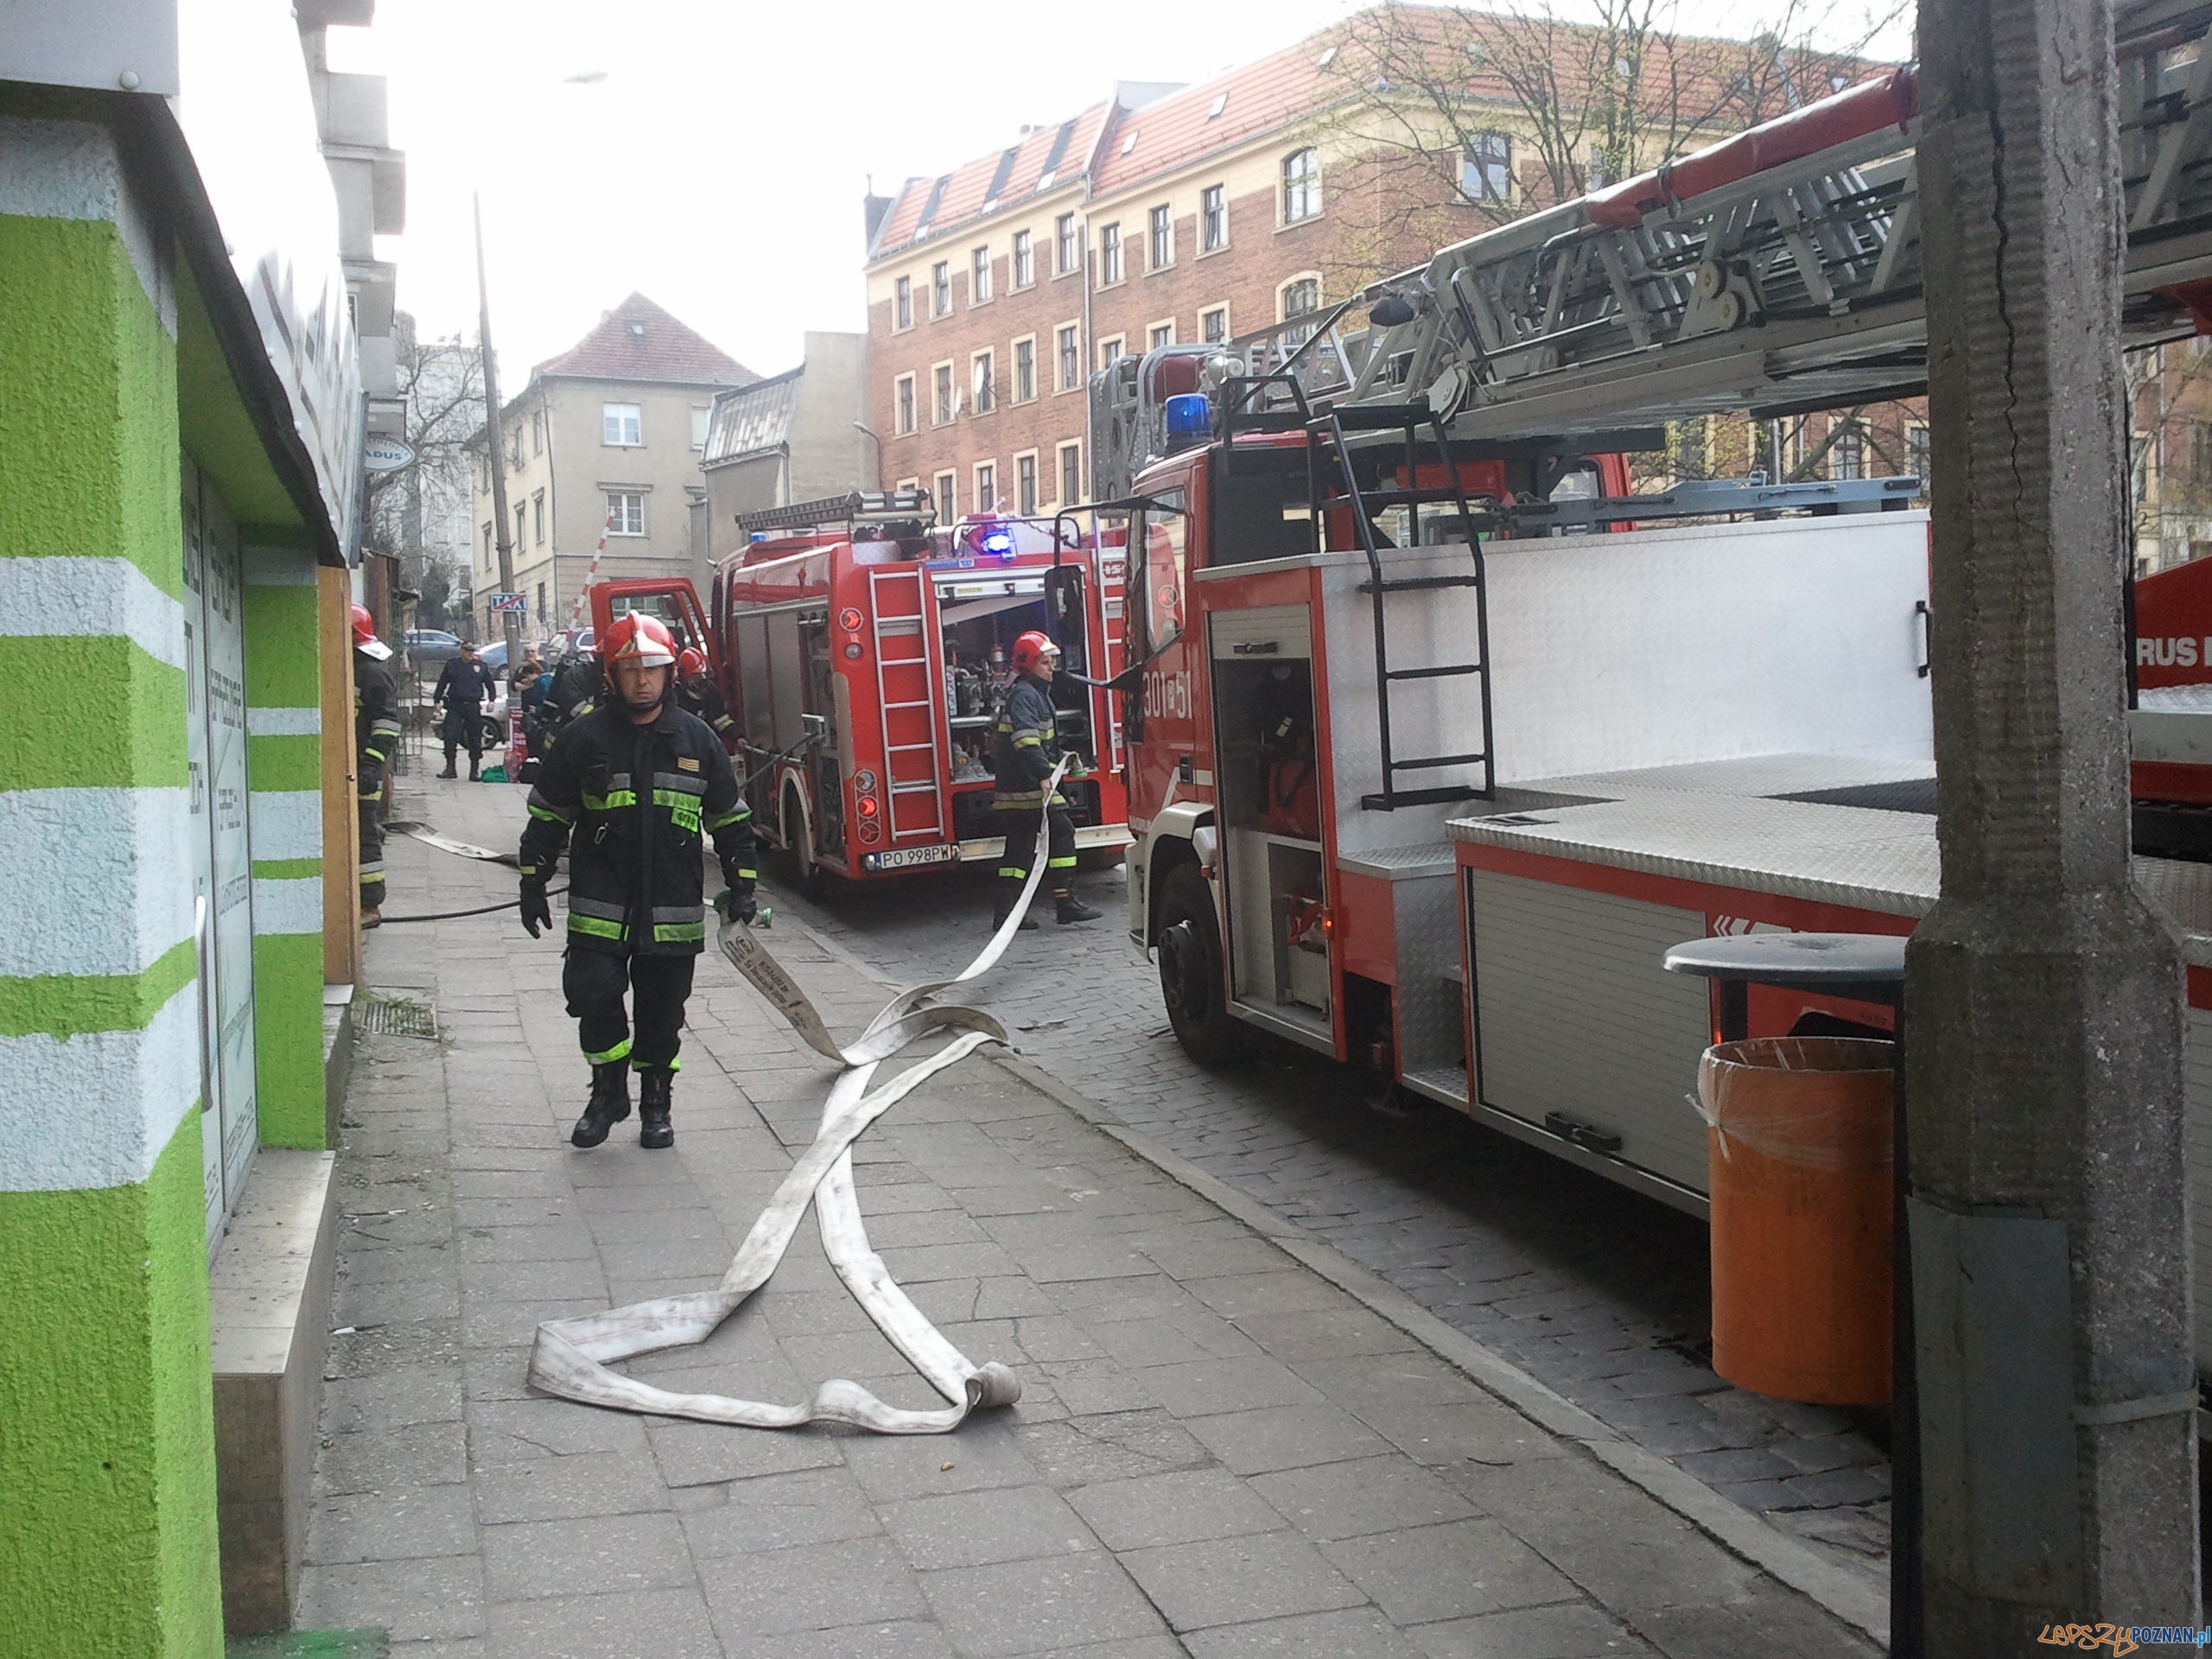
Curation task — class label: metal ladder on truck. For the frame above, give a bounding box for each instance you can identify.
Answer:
[868,567,947,843]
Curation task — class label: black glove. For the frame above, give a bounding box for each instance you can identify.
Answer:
[519,878,550,938]
[714,886,757,926]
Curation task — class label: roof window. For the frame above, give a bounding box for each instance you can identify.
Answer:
[1122,132,1138,156]
[1208,93,1227,118]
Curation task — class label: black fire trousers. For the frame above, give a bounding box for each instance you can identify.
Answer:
[358,756,386,909]
[563,950,696,1071]
[442,704,485,763]
[995,802,1077,906]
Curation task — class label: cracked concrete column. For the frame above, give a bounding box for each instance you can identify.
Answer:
[1912,0,2199,1645]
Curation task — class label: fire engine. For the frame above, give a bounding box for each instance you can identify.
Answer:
[588,491,1132,893]
[1102,32,2212,1377]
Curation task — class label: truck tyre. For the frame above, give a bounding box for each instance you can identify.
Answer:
[784,788,826,901]
[1157,862,1243,1065]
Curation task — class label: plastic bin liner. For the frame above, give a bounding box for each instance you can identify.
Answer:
[1693,1036,1896,1173]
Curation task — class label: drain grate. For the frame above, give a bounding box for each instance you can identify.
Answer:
[357,992,438,1039]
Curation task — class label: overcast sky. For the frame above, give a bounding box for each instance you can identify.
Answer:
[330,0,1910,383]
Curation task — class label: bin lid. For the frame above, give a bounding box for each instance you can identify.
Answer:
[1662,931,1905,1001]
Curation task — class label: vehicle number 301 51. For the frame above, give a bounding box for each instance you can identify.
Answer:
[1143,666,1193,721]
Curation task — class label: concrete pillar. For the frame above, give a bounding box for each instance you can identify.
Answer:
[1911,0,2200,1645]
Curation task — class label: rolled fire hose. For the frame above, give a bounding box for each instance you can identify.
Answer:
[525,758,1075,1434]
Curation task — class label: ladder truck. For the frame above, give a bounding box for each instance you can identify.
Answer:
[1102,18,2212,1377]
[589,491,1133,895]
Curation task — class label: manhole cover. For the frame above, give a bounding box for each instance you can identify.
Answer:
[357,992,437,1039]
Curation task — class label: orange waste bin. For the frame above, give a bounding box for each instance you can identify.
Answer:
[1695,1036,1894,1406]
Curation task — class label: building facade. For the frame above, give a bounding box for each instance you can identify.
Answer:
[469,293,752,638]
[700,330,874,561]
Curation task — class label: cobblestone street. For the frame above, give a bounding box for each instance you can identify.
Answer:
[745,846,1895,1581]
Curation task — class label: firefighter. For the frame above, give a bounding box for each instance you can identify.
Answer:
[992,630,1101,931]
[352,605,401,927]
[545,642,604,731]
[517,613,757,1151]
[674,646,736,747]
[432,639,499,779]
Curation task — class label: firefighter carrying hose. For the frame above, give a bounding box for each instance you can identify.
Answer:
[517,614,758,1150]
[352,605,400,928]
[674,646,736,747]
[992,630,1101,931]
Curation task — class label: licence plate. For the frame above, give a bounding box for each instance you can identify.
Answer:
[867,843,958,871]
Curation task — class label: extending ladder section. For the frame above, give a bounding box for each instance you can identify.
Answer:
[868,568,946,842]
[1309,403,1497,812]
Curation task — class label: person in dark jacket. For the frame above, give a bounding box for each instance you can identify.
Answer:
[991,630,1100,931]
[352,605,401,926]
[674,647,737,748]
[518,613,758,1150]
[433,639,499,779]
[546,646,604,732]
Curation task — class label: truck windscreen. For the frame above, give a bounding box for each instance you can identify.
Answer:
[1210,449,1315,568]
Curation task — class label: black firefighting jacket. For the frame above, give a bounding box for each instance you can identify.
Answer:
[518,701,756,957]
[677,674,736,747]
[992,674,1066,810]
[354,650,400,776]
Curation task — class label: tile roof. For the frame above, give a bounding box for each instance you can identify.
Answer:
[531,292,755,386]
[1088,35,1341,199]
[702,366,803,467]
[869,105,1111,259]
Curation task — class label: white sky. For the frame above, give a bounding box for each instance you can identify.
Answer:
[330,0,1911,382]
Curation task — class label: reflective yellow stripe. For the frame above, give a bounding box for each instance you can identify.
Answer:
[734,867,757,880]
[582,790,638,811]
[652,921,706,943]
[527,802,571,825]
[1047,856,1077,868]
[706,806,751,829]
[568,913,626,939]
[1014,735,1044,749]
[998,866,1027,878]
[584,1037,632,1065]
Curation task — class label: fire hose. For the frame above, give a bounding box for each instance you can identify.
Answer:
[524,758,1073,1433]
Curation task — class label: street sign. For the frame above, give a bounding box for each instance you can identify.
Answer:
[361,435,416,472]
[488,592,527,614]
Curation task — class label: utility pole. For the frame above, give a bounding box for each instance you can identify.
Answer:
[474,194,522,669]
[1911,0,2198,1647]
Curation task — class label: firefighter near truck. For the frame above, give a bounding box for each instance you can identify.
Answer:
[586,491,1132,899]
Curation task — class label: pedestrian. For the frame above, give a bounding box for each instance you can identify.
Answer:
[352,604,400,928]
[674,646,737,747]
[517,613,759,1150]
[991,629,1101,931]
[433,638,498,779]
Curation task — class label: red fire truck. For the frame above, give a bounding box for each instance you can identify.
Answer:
[588,492,1132,893]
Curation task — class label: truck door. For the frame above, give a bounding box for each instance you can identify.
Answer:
[590,580,711,669]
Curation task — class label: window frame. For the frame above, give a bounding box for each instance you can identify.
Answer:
[1200,184,1228,253]
[532,488,546,544]
[1058,440,1083,509]
[602,401,643,447]
[1130,486,1190,658]
[1097,222,1123,287]
[971,244,993,306]
[1200,304,1230,344]
[894,372,917,435]
[931,260,951,317]
[1014,449,1039,517]
[1097,335,1124,373]
[970,348,996,416]
[1013,229,1034,289]
[690,405,711,452]
[1148,320,1175,351]
[932,360,956,426]
[1057,323,1083,393]
[605,490,646,537]
[1281,148,1321,225]
[1056,213,1079,276]
[973,460,997,515]
[935,470,957,519]
[894,274,913,330]
[1147,203,1173,271]
[1013,334,1038,404]
[1461,130,1513,203]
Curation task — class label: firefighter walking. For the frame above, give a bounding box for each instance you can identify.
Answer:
[353,605,400,928]
[675,647,736,747]
[993,630,1101,931]
[518,614,757,1150]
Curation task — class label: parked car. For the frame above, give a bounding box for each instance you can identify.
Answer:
[404,628,463,671]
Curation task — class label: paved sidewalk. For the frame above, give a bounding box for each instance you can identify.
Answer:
[296,776,1884,1658]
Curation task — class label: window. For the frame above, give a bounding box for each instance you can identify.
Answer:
[895,275,913,329]
[603,402,642,446]
[1133,487,1188,656]
[1098,223,1122,286]
[532,489,545,544]
[1202,306,1228,344]
[936,471,957,518]
[971,350,995,415]
[1462,131,1512,201]
[531,408,544,454]
[934,362,955,425]
[1058,441,1083,507]
[1201,184,1227,251]
[1098,336,1123,372]
[514,504,525,552]
[1150,322,1174,350]
[1058,325,1081,391]
[975,461,997,514]
[606,492,645,536]
[1013,230,1034,288]
[1016,452,1039,516]
[691,406,711,451]
[481,522,493,569]
[536,581,546,625]
[1907,424,1930,486]
[1057,213,1078,275]
[972,245,993,304]
[1281,276,1320,344]
[1281,148,1320,222]
[1014,338,1036,403]
[932,261,950,316]
[1148,204,1173,270]
[896,373,917,435]
[1831,427,1864,480]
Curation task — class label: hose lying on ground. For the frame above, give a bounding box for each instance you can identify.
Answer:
[370,887,567,925]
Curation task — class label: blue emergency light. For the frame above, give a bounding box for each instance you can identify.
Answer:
[1164,392,1211,452]
[979,527,1015,557]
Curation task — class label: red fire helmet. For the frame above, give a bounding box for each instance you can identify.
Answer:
[1011,630,1060,676]
[600,613,677,669]
[350,603,378,646]
[677,646,707,680]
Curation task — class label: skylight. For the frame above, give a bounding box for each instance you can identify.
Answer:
[1208,92,1227,118]
[1122,132,1137,155]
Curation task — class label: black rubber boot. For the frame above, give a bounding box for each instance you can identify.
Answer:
[438,759,458,779]
[992,894,1039,932]
[638,1069,675,1150]
[569,1061,631,1148]
[1055,893,1103,925]
[468,757,480,781]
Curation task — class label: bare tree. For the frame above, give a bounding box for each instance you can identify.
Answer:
[364,312,484,630]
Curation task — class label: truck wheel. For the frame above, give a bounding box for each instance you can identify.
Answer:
[1157,863,1243,1065]
[783,790,826,901]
